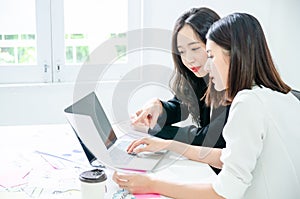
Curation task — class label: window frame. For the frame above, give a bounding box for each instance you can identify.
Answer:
[0,0,52,83]
[0,0,142,84]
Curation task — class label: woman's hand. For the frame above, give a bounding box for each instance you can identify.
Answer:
[113,171,155,194]
[127,137,170,154]
[130,122,150,134]
[130,98,163,130]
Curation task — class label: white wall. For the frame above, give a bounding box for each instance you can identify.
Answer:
[1,0,299,126]
[0,83,74,125]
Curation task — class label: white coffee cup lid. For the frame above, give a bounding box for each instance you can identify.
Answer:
[79,169,107,183]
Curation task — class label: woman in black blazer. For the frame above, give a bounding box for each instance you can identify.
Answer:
[131,7,230,173]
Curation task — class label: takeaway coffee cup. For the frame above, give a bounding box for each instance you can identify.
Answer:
[79,169,107,199]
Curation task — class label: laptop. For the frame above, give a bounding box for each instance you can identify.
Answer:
[64,92,166,171]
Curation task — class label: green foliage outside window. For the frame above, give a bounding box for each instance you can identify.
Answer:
[0,32,127,64]
[21,34,35,40]
[65,34,86,39]
[64,33,127,64]
[71,34,85,39]
[65,46,73,63]
[110,33,127,61]
[76,46,89,63]
[5,34,18,40]
[18,47,36,64]
[115,45,126,61]
[0,34,36,64]
[0,47,15,64]
[110,33,126,38]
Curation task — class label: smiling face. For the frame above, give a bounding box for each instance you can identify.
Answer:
[177,24,208,77]
[205,39,230,91]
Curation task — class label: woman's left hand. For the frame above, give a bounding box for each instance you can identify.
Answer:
[113,171,155,194]
[127,137,170,154]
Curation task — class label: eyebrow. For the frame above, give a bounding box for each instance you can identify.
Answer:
[177,41,201,49]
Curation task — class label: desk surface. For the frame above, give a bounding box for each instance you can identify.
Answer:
[0,124,216,199]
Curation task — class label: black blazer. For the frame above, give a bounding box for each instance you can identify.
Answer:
[149,96,229,149]
[291,89,300,100]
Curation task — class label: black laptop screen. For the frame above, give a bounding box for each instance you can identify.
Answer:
[64,92,117,149]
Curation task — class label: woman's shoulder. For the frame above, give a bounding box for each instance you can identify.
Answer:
[230,86,277,112]
[234,86,297,107]
[236,85,282,98]
[233,86,264,103]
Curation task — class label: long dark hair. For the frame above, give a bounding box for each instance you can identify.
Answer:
[206,13,291,102]
[170,7,220,126]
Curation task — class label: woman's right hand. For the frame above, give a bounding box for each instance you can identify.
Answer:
[130,98,163,130]
[127,137,170,154]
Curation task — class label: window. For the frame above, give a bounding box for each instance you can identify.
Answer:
[64,0,127,64]
[0,0,47,83]
[0,0,141,84]
[0,34,36,64]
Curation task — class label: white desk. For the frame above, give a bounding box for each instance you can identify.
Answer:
[0,124,216,199]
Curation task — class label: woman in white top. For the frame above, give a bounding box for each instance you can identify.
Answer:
[113,13,300,199]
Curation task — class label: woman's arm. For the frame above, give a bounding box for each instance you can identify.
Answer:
[166,140,223,169]
[131,96,188,130]
[152,179,224,199]
[113,172,225,199]
[159,96,190,125]
[127,137,223,169]
[151,105,229,148]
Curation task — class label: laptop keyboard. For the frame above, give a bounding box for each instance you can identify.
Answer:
[109,140,135,165]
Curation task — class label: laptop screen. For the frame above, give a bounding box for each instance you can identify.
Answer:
[64,92,117,149]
